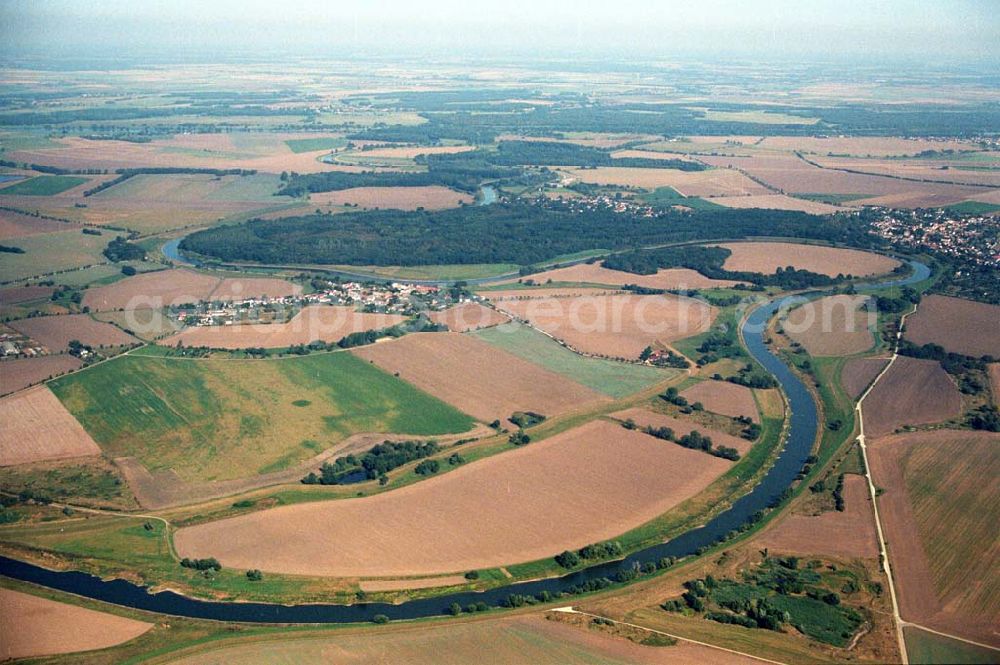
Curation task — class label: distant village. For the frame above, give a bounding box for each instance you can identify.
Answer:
[867,208,1000,267]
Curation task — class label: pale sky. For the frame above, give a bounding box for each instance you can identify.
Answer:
[1,0,998,64]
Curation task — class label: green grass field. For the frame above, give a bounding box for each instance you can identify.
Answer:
[945,200,1000,215]
[284,137,347,153]
[904,626,999,664]
[49,352,475,482]
[641,186,724,210]
[472,324,672,398]
[0,175,89,195]
[0,228,110,282]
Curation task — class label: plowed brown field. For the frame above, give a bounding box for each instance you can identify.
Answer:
[310,186,472,210]
[174,419,731,576]
[784,295,876,356]
[495,294,715,360]
[680,380,759,421]
[0,209,71,238]
[715,242,899,277]
[863,356,963,438]
[904,295,1000,358]
[0,589,152,661]
[0,386,100,465]
[564,166,769,196]
[612,408,752,454]
[426,302,509,332]
[82,269,220,311]
[8,314,137,351]
[0,354,82,395]
[840,357,889,399]
[503,263,740,290]
[208,277,301,301]
[352,332,607,422]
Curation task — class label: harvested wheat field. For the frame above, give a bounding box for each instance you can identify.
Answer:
[0,285,55,305]
[758,474,878,559]
[565,166,769,197]
[208,277,302,301]
[757,136,975,157]
[0,588,152,661]
[309,185,473,210]
[168,614,752,665]
[783,295,876,356]
[352,332,607,422]
[426,302,508,332]
[175,419,730,576]
[862,356,963,438]
[8,314,137,352]
[0,354,82,395]
[503,263,740,290]
[612,407,752,455]
[495,294,715,360]
[711,194,844,214]
[82,269,220,311]
[905,295,1000,358]
[868,429,1000,644]
[840,357,890,399]
[811,156,1000,188]
[715,242,899,277]
[0,386,100,465]
[164,305,406,349]
[680,380,759,421]
[0,209,72,238]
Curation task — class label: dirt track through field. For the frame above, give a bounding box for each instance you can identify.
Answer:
[174,419,731,577]
[0,386,101,466]
[0,588,152,660]
[352,332,608,422]
[840,357,890,400]
[863,356,963,438]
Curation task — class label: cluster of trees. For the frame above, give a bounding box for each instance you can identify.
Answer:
[180,557,221,571]
[871,287,921,314]
[103,236,145,262]
[508,411,545,428]
[0,244,25,254]
[508,430,531,446]
[969,406,1000,432]
[728,366,778,389]
[735,416,762,441]
[641,422,741,461]
[180,204,873,269]
[301,440,439,485]
[555,540,624,568]
[414,459,440,476]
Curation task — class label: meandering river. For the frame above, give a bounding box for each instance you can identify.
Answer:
[0,260,929,622]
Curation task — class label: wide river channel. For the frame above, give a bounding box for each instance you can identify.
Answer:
[0,260,929,623]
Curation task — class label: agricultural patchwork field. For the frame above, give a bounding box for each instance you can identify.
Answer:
[904,295,1000,358]
[862,356,963,438]
[0,588,152,661]
[0,227,110,283]
[472,324,671,398]
[495,294,715,360]
[564,166,770,197]
[510,263,740,290]
[352,332,608,422]
[81,268,219,311]
[0,209,73,238]
[8,314,137,351]
[0,386,101,466]
[714,242,900,277]
[868,430,1000,645]
[207,276,302,301]
[426,302,509,332]
[711,194,844,214]
[174,419,732,577]
[164,305,406,349]
[49,351,474,482]
[783,294,876,356]
[0,354,82,396]
[0,285,56,305]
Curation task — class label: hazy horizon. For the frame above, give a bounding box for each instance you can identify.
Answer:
[2,0,998,67]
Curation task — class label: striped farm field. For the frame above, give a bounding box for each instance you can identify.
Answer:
[49,351,475,482]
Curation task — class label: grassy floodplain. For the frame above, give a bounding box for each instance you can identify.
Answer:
[48,351,475,481]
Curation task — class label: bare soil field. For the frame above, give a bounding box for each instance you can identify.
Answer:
[758,474,878,559]
[841,357,890,399]
[82,269,220,311]
[482,287,624,301]
[612,407,752,455]
[504,263,740,290]
[208,277,302,301]
[715,242,900,277]
[904,295,1000,358]
[0,588,152,661]
[0,209,71,238]
[698,153,984,206]
[426,302,509,332]
[757,136,976,157]
[868,429,1000,645]
[169,613,752,665]
[175,419,730,577]
[164,305,406,349]
[564,166,770,197]
[784,295,876,356]
[352,332,607,422]
[8,314,137,351]
[863,356,963,438]
[0,285,55,305]
[309,185,472,210]
[680,380,759,421]
[0,354,82,395]
[0,386,100,466]
[710,193,844,214]
[495,294,715,360]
